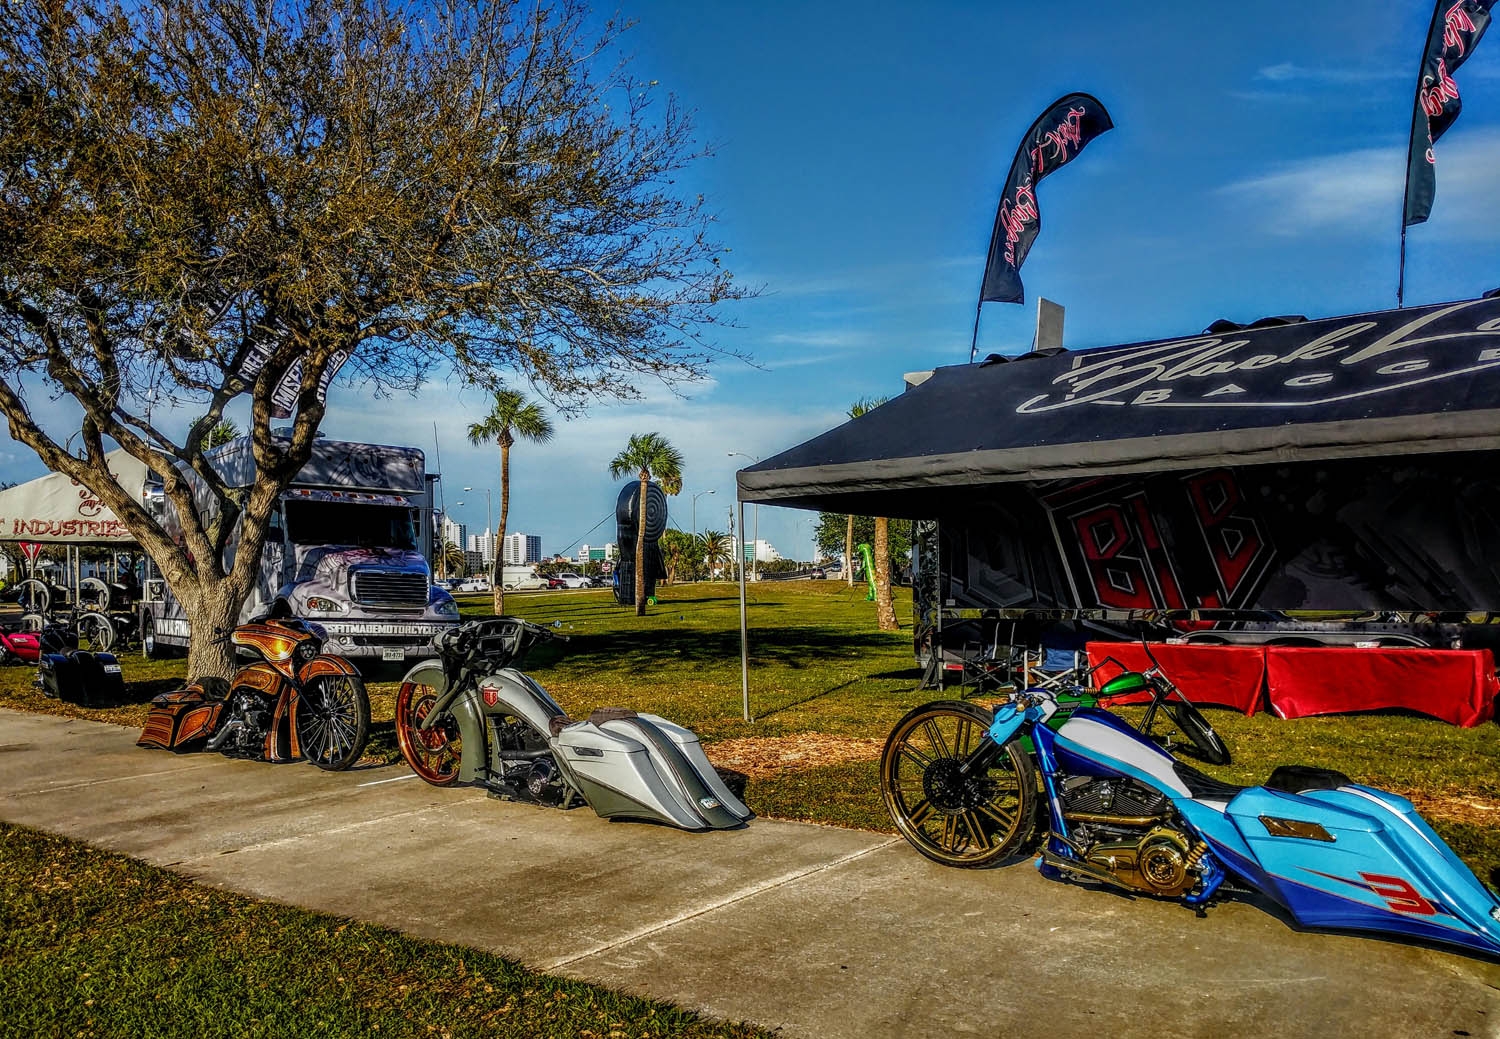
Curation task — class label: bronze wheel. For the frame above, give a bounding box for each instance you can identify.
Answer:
[880,701,1037,868]
[395,681,462,786]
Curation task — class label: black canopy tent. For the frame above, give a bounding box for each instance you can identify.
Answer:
[730,295,1500,712]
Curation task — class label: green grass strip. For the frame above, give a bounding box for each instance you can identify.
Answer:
[0,823,768,1039]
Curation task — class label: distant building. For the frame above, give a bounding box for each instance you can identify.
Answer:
[503,533,542,565]
[467,528,496,564]
[463,550,486,575]
[577,542,618,566]
[735,538,781,563]
[441,515,467,552]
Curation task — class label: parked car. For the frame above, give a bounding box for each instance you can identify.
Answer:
[547,572,591,589]
[809,568,826,579]
[455,577,491,593]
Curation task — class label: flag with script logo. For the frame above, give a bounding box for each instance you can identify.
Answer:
[979,93,1113,305]
[1404,0,1496,227]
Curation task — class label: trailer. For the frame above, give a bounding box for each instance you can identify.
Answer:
[141,437,459,663]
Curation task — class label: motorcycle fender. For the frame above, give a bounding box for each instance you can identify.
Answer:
[298,654,361,681]
[401,661,487,784]
[1225,785,1500,954]
[552,722,710,830]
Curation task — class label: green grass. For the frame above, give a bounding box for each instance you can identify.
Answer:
[2,581,1497,875]
[0,823,767,1039]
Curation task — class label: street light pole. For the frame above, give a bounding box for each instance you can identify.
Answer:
[691,489,716,580]
[727,453,761,581]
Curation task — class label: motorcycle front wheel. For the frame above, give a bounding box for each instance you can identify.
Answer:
[880,701,1037,868]
[1164,700,1231,766]
[296,673,370,771]
[394,680,462,786]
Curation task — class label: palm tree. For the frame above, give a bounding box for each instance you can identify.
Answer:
[848,397,897,631]
[609,432,683,615]
[467,390,554,616]
[697,529,730,578]
[439,539,467,580]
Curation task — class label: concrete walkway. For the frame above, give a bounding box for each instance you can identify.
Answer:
[1,707,1497,1039]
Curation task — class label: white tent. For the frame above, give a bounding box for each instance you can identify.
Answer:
[0,450,149,544]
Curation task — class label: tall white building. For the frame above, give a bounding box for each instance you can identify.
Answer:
[503,533,542,565]
[467,529,497,564]
[733,538,781,563]
[441,515,467,551]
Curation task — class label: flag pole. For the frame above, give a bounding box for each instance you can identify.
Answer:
[1398,225,1408,309]
[968,300,983,363]
[1400,0,1449,309]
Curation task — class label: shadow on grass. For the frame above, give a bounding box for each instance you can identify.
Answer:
[544,626,904,674]
[754,677,864,720]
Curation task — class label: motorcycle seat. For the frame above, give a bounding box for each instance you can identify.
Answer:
[589,707,638,725]
[1171,760,1245,802]
[1264,765,1352,794]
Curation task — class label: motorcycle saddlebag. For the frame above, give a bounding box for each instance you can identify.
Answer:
[137,680,227,752]
[38,651,125,707]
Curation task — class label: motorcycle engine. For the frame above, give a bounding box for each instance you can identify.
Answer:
[485,717,569,808]
[1057,777,1204,898]
[205,690,275,760]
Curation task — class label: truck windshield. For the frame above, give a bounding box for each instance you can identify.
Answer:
[284,501,417,550]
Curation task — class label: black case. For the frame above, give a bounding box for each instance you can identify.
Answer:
[38,650,125,706]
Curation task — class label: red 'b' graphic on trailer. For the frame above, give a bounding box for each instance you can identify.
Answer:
[1185,471,1267,605]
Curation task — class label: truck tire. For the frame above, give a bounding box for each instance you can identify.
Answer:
[141,615,169,660]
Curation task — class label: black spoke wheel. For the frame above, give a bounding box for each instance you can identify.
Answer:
[1164,700,1230,765]
[295,673,370,771]
[394,681,462,786]
[880,701,1037,868]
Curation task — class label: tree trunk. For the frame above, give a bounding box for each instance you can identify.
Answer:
[845,514,855,586]
[493,438,510,617]
[874,516,898,631]
[184,583,241,680]
[635,473,649,615]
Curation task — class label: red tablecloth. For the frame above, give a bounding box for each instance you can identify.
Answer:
[1086,642,1266,716]
[1266,646,1498,728]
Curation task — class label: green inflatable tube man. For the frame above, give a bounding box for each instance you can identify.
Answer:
[857,542,877,602]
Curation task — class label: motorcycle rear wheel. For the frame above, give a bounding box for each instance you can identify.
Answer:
[394,680,462,786]
[880,701,1037,868]
[296,673,370,771]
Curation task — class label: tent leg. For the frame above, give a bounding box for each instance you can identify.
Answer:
[738,499,751,723]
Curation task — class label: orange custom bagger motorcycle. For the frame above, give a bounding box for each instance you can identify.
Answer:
[138,617,370,770]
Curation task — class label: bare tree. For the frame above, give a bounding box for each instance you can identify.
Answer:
[0,0,745,676]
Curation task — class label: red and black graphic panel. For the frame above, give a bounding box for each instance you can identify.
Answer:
[1183,470,1271,608]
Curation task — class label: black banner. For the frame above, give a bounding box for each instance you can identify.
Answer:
[980,93,1113,304]
[1404,0,1495,227]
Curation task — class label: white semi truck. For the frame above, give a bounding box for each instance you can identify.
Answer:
[140,437,460,663]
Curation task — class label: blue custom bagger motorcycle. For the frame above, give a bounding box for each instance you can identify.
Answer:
[880,687,1500,959]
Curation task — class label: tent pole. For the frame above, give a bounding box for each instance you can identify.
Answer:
[738,498,751,723]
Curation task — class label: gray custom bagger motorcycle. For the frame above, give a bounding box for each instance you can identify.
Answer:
[394,617,750,830]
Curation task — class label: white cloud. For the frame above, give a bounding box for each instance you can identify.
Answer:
[1216,128,1500,238]
[1254,62,1403,85]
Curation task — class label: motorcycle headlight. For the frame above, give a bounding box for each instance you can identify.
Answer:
[305,596,344,614]
[294,640,320,666]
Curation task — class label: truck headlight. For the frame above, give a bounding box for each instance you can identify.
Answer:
[434,598,459,618]
[304,596,344,614]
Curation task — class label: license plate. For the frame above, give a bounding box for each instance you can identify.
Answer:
[381,647,405,661]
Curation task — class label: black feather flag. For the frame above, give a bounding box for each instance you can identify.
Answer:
[979,93,1113,306]
[1404,0,1495,228]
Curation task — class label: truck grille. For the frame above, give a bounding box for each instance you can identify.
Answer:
[351,570,428,609]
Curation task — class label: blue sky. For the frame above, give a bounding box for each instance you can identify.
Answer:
[6,0,1500,561]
